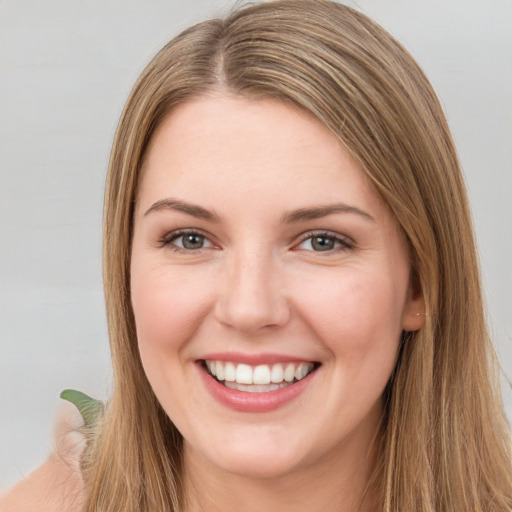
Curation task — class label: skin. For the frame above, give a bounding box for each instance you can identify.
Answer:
[131,93,425,512]
[0,401,85,512]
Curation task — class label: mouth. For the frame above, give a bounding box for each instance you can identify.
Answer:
[201,359,320,393]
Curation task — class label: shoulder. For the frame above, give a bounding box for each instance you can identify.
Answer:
[0,454,84,512]
[0,401,86,512]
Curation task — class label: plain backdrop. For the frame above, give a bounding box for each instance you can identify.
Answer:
[1,0,511,490]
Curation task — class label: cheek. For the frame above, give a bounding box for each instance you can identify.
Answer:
[293,268,406,364]
[299,272,405,342]
[130,261,217,418]
[286,268,406,448]
[130,260,214,358]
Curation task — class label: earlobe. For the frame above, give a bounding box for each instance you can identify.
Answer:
[401,287,427,332]
[402,310,427,332]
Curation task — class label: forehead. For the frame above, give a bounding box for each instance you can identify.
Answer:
[137,94,386,221]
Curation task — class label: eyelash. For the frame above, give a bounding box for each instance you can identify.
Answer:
[158,229,354,254]
[295,231,354,253]
[158,229,215,254]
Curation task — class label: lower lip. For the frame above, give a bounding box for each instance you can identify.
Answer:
[198,363,316,413]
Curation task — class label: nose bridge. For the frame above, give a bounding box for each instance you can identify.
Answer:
[215,243,289,333]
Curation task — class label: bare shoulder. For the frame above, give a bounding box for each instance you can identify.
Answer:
[0,454,84,512]
[0,401,86,512]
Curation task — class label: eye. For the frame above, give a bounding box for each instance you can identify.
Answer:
[296,232,353,252]
[160,230,215,252]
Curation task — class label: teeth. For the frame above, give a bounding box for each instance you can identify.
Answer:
[253,365,271,385]
[270,364,284,383]
[225,381,290,392]
[204,360,315,387]
[295,364,310,380]
[284,363,295,382]
[224,362,236,382]
[236,364,253,384]
[215,361,225,381]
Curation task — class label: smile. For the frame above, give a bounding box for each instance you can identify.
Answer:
[203,360,318,393]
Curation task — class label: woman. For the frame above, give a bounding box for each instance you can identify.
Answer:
[3,0,511,510]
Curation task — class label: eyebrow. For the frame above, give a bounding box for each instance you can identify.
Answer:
[282,203,375,223]
[144,198,375,224]
[144,198,220,221]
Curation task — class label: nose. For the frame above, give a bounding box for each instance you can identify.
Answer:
[214,250,290,334]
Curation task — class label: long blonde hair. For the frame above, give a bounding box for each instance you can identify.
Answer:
[84,1,512,510]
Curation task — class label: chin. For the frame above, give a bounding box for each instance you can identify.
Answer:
[214,450,303,480]
[186,432,308,480]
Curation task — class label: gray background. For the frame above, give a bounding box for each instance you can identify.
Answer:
[1,0,511,490]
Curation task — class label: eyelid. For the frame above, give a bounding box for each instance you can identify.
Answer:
[158,228,219,252]
[157,228,353,253]
[293,230,355,252]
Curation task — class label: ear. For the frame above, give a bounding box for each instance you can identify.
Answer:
[401,280,426,332]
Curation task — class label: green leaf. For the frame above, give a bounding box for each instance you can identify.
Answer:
[60,389,104,427]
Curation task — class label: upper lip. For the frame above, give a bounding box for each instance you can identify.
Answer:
[198,352,319,366]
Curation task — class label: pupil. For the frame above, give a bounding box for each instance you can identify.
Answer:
[312,236,334,251]
[183,234,204,249]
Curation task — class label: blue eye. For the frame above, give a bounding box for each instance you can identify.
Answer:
[297,233,352,252]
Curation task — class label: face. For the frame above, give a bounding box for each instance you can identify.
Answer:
[130,94,425,480]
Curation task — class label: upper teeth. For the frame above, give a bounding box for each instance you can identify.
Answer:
[205,360,315,385]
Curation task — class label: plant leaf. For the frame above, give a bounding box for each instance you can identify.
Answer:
[60,389,104,427]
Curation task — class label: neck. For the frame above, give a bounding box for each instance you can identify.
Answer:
[182,434,381,512]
